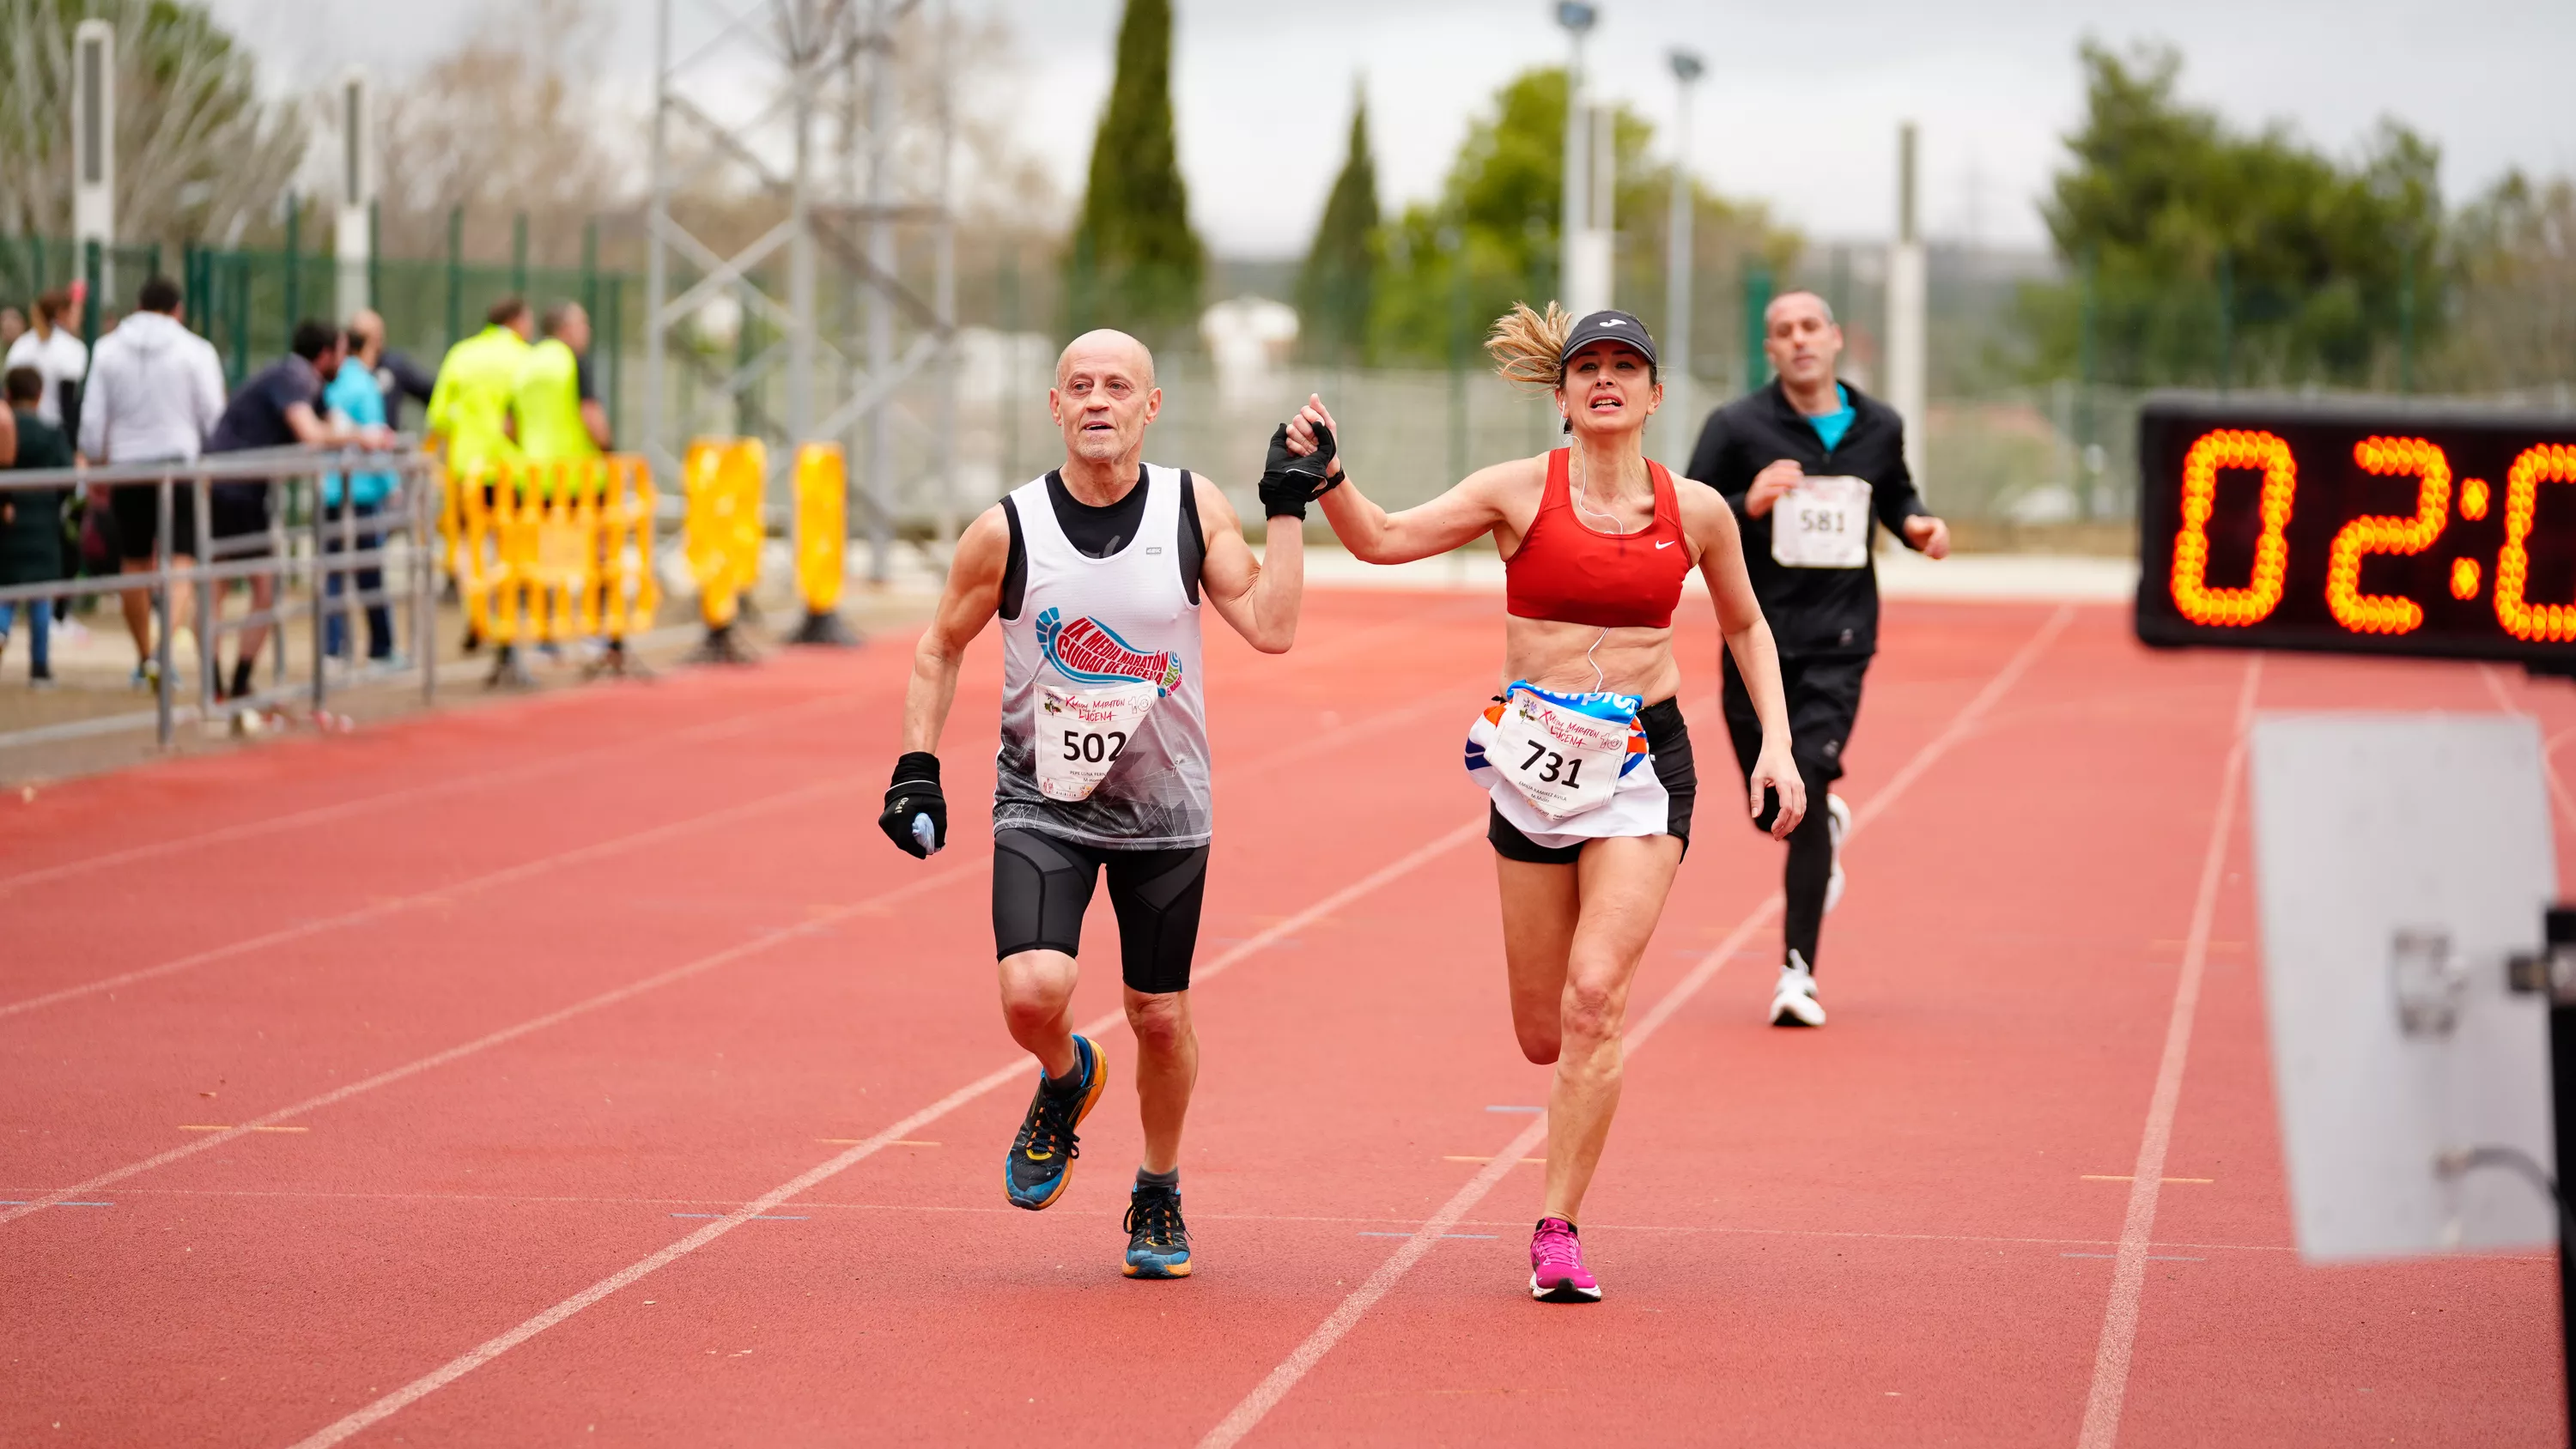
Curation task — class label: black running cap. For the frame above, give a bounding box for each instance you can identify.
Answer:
[1560,310,1657,369]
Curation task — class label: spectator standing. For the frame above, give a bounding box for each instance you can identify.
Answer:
[514,300,627,671]
[513,301,611,466]
[204,320,390,701]
[0,307,26,355]
[5,288,88,433]
[428,297,532,483]
[350,309,436,433]
[79,275,227,684]
[428,297,533,655]
[323,324,399,665]
[1,367,70,686]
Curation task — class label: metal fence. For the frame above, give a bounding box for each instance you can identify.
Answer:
[0,445,440,750]
[5,228,2567,554]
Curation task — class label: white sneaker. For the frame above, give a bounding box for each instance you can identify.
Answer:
[1770,952,1826,1028]
[1822,792,1851,913]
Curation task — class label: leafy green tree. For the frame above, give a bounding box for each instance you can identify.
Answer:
[1367,67,1795,373]
[2020,41,2443,389]
[0,0,304,250]
[1295,86,1380,364]
[1064,0,1204,338]
[2436,170,2576,391]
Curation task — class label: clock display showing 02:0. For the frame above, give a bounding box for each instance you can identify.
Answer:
[2133,396,2576,664]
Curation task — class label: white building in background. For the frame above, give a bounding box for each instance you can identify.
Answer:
[1199,296,1298,409]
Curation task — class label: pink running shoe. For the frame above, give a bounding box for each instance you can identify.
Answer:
[1528,1216,1601,1303]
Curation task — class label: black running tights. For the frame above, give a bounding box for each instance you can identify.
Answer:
[1721,651,1868,973]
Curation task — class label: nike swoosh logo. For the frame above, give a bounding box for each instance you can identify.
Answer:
[1655,540,1677,549]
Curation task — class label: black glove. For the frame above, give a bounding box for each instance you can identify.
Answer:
[878,752,947,858]
[1257,421,1340,519]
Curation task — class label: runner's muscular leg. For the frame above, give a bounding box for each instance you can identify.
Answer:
[1546,833,1684,1222]
[1126,987,1196,1174]
[1497,856,1582,1064]
[998,949,1081,1079]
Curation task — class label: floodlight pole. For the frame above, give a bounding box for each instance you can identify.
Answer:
[70,20,115,297]
[1555,3,1597,314]
[864,0,895,582]
[1886,120,1929,499]
[643,0,671,478]
[336,70,374,319]
[1663,50,1703,464]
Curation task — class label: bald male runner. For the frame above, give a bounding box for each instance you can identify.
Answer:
[879,330,1331,1278]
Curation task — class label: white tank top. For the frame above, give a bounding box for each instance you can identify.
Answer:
[994,464,1211,848]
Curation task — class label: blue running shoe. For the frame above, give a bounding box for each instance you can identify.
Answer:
[1123,1179,1193,1279]
[1005,1035,1105,1210]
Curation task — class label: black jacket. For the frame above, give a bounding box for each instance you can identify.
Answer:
[1685,378,1929,658]
[0,409,71,585]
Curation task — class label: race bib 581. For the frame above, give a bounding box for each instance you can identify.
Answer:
[1771,474,1872,569]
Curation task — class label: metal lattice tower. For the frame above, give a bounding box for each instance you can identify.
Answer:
[643,0,957,582]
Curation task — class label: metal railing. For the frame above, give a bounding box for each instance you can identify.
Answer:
[0,444,442,750]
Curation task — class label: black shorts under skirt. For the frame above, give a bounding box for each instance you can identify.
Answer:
[1487,695,1698,865]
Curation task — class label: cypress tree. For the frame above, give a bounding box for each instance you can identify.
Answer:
[1065,0,1204,337]
[1295,85,1381,364]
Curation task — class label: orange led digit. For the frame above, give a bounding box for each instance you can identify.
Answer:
[2324,436,2451,634]
[2171,428,2297,627]
[2496,443,2576,644]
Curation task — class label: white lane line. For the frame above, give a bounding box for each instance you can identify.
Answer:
[277,817,1486,1449]
[0,686,866,897]
[2481,664,2576,834]
[1196,603,2076,1449]
[0,858,986,1228]
[0,773,872,1021]
[6,660,1468,1025]
[6,688,1477,1223]
[2075,654,2262,1449]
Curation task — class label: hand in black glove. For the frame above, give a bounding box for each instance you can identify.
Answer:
[878,751,947,858]
[1257,418,1339,520]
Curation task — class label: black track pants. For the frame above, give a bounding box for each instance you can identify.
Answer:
[1720,651,1868,971]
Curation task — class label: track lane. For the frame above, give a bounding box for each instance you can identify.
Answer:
[0,596,1502,1443]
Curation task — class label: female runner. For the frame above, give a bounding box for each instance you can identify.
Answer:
[1285,304,1803,1302]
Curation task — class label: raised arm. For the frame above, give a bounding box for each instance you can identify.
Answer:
[1196,476,1303,653]
[1285,397,1513,564]
[1680,482,1807,838]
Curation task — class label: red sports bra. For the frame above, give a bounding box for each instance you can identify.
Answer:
[1504,449,1690,629]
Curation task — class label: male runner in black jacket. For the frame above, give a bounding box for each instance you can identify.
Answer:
[1686,290,1949,1027]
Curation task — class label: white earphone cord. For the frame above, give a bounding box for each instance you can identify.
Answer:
[1567,446,1627,694]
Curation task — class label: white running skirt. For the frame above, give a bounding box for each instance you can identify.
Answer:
[1465,697,1673,852]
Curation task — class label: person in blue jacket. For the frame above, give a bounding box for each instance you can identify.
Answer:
[323,324,401,664]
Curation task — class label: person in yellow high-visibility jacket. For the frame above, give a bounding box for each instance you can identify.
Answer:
[513,301,626,667]
[428,297,532,481]
[513,301,610,479]
[429,297,532,658]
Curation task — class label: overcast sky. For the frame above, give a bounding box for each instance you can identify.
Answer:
[214,0,2575,258]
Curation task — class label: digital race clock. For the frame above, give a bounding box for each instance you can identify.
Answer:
[2135,394,2576,665]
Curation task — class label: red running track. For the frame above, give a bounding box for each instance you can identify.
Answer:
[3,590,2571,1446]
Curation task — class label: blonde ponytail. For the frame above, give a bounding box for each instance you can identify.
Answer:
[1485,300,1573,394]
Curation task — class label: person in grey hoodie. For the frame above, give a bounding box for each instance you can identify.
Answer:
[77,274,227,680]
